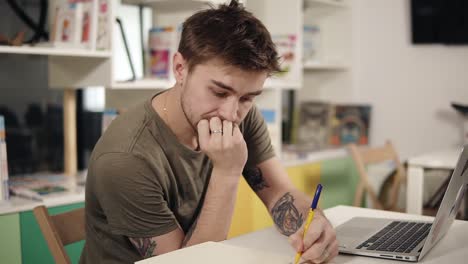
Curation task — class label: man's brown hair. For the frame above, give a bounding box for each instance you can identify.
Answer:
[178,0,281,75]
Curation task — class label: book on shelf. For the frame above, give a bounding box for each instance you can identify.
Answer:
[303,24,321,63]
[260,109,280,155]
[329,104,371,146]
[8,174,70,201]
[0,115,9,201]
[295,101,332,151]
[285,101,372,152]
[48,0,101,50]
[271,34,298,83]
[96,0,111,50]
[147,26,182,79]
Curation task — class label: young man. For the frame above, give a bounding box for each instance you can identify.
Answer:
[80,1,338,263]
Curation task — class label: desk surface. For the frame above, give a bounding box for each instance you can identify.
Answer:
[224,206,468,263]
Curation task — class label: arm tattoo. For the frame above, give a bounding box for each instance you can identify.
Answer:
[129,237,157,258]
[270,192,304,236]
[243,166,269,192]
[182,217,198,247]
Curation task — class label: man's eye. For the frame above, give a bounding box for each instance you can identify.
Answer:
[214,91,228,98]
[240,96,254,102]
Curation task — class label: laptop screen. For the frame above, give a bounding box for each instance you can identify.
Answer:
[419,147,468,259]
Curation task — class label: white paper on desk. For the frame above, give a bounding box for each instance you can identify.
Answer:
[135,241,293,264]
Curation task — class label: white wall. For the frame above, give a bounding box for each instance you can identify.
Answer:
[353,0,468,159]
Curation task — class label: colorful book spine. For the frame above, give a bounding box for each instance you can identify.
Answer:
[148,26,175,79]
[96,0,110,50]
[0,116,9,201]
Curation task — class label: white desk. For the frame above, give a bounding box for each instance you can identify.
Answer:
[406,148,460,215]
[224,206,468,263]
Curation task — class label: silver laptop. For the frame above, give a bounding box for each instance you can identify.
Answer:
[336,145,468,262]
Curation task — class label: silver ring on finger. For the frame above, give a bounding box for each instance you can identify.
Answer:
[322,247,330,261]
[211,129,223,134]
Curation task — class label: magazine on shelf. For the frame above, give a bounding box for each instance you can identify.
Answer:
[49,0,100,49]
[0,116,9,201]
[8,174,70,201]
[271,34,298,83]
[303,24,321,63]
[147,26,182,79]
[96,0,111,50]
[296,101,332,151]
[329,104,372,146]
[260,109,279,155]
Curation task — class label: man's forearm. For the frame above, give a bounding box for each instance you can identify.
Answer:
[182,167,240,247]
[269,189,314,236]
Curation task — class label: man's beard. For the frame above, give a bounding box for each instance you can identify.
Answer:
[180,90,198,135]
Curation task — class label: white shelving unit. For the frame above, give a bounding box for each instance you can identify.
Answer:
[112,78,175,89]
[302,61,348,71]
[306,0,348,9]
[0,0,116,176]
[0,45,111,58]
[299,0,353,104]
[108,0,353,159]
[0,0,353,173]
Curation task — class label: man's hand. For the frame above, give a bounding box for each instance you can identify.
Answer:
[289,210,339,263]
[197,117,248,175]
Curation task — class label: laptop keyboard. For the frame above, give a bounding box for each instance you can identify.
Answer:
[356,221,432,253]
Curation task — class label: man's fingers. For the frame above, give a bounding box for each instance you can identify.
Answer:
[232,123,244,143]
[302,234,327,262]
[223,120,233,140]
[288,225,305,252]
[303,219,324,249]
[323,240,339,263]
[302,222,337,263]
[209,117,222,133]
[197,119,210,149]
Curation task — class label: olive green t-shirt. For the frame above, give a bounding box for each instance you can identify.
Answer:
[80,93,275,264]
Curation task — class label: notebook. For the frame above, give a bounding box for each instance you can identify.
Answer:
[135,241,293,264]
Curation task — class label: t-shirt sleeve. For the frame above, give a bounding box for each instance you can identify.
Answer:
[242,105,276,168]
[91,152,178,238]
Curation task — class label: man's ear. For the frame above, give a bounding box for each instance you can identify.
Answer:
[173,52,187,85]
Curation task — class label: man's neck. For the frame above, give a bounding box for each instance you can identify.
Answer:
[152,88,199,150]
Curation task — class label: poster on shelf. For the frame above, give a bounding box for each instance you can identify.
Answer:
[329,104,372,146]
[296,101,331,151]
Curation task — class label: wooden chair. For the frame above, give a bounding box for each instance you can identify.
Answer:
[348,141,406,211]
[33,205,85,264]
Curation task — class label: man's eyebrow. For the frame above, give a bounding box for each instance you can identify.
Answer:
[211,80,234,91]
[210,79,263,96]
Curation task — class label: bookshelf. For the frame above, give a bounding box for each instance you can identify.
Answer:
[0,0,353,181]
[108,0,353,159]
[0,0,115,176]
[0,45,111,58]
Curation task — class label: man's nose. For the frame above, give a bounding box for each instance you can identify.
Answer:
[219,99,239,123]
